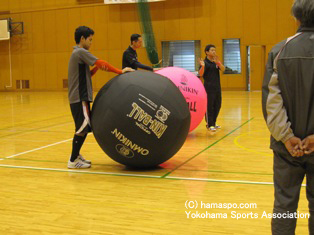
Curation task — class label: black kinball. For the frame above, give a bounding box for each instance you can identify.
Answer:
[91,71,190,168]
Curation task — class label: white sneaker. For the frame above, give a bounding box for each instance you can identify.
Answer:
[215,125,221,129]
[78,154,91,164]
[67,158,91,169]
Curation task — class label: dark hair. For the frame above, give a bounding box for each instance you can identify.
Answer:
[205,44,216,53]
[131,34,141,44]
[292,0,314,27]
[75,26,94,44]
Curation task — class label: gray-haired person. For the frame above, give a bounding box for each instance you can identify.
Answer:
[262,0,314,234]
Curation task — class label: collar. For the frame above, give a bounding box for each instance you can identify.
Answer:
[205,57,214,63]
[128,46,136,52]
[297,26,314,32]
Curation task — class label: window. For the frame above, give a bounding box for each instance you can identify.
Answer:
[162,40,201,72]
[223,39,241,74]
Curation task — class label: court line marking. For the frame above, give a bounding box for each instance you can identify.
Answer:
[166,176,274,185]
[0,164,162,178]
[234,130,273,157]
[161,118,254,178]
[3,133,93,159]
[0,117,275,185]
[4,138,73,159]
[2,157,274,176]
[0,164,306,187]
[2,129,73,134]
[163,168,273,176]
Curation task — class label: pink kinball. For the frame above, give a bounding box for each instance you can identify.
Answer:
[156,67,207,132]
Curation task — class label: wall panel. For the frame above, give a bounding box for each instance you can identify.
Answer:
[45,53,58,89]
[164,0,180,40]
[31,12,45,53]
[11,54,22,89]
[242,0,260,45]
[20,12,33,54]
[21,53,34,87]
[80,6,95,30]
[43,11,57,53]
[150,1,165,44]
[57,52,70,89]
[260,0,277,45]
[226,0,243,39]
[19,0,32,12]
[120,4,137,49]
[67,7,81,49]
[43,0,57,9]
[56,9,69,52]
[107,5,122,50]
[0,0,9,12]
[93,6,108,51]
[179,0,195,40]
[0,0,298,91]
[194,0,211,45]
[0,44,10,89]
[8,1,20,11]
[276,0,296,42]
[33,53,46,89]
[210,0,227,46]
[31,0,44,10]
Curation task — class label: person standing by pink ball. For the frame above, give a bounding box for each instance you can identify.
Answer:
[199,44,225,131]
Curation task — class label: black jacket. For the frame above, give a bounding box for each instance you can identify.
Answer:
[262,26,314,152]
[122,46,153,71]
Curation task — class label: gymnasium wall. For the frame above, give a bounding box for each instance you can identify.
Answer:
[0,0,297,91]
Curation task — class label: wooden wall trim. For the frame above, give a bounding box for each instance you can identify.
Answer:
[0,11,10,15]
[9,3,105,14]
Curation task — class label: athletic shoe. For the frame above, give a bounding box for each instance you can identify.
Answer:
[215,125,221,129]
[67,158,91,169]
[78,154,91,164]
[208,126,216,131]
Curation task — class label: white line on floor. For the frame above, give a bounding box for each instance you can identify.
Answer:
[0,163,307,187]
[4,133,93,159]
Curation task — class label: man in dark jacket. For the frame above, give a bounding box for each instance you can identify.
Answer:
[122,34,153,71]
[262,0,314,234]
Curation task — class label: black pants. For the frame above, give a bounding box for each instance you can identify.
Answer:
[204,87,221,127]
[272,150,314,235]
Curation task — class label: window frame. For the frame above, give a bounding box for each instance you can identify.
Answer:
[222,38,242,75]
[161,40,201,73]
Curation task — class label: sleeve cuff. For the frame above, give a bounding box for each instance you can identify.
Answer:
[281,133,295,143]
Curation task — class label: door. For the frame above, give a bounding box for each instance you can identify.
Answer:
[247,45,266,91]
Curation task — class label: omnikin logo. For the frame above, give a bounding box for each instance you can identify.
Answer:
[178,75,199,95]
[111,128,150,156]
[115,144,134,158]
[180,74,188,85]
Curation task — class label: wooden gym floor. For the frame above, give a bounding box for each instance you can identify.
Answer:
[0,91,309,234]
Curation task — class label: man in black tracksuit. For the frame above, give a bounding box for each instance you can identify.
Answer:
[199,44,225,131]
[122,34,153,71]
[262,0,314,234]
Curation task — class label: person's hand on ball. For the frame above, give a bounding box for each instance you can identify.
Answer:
[122,67,135,73]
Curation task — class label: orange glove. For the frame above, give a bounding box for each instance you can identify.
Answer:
[95,60,122,74]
